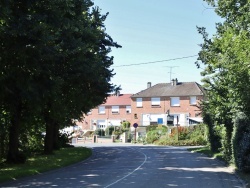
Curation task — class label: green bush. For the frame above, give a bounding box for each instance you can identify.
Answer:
[146,130,159,144]
[203,113,221,152]
[232,112,250,172]
[146,125,158,132]
[122,121,130,129]
[188,124,208,145]
[177,126,190,140]
[157,134,207,146]
[147,124,207,146]
[105,126,114,136]
[146,126,167,144]
[219,124,233,163]
[58,132,71,148]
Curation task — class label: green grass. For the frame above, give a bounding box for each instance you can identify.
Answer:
[188,146,250,188]
[0,147,92,183]
[187,146,220,158]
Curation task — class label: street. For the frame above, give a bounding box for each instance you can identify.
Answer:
[0,144,244,188]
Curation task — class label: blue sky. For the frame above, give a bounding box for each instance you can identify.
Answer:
[92,0,221,94]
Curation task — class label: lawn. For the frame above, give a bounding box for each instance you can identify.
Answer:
[0,147,92,183]
[188,146,250,188]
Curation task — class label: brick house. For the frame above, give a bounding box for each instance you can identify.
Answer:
[76,79,204,135]
[76,92,132,131]
[130,79,204,127]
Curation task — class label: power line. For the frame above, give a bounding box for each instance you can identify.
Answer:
[112,55,198,67]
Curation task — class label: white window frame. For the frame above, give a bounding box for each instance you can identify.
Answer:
[112,106,119,114]
[98,106,105,114]
[136,98,142,107]
[126,106,131,113]
[190,96,197,105]
[151,97,160,106]
[171,97,180,106]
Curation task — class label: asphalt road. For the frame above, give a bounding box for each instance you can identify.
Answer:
[0,144,245,188]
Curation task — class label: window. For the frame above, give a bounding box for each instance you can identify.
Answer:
[126,106,131,113]
[112,106,119,114]
[151,97,160,106]
[190,96,196,105]
[171,97,180,106]
[136,98,142,107]
[98,106,105,114]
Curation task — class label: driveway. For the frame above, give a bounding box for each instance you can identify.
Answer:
[0,143,245,188]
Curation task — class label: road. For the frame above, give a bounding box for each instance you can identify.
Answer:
[0,144,245,188]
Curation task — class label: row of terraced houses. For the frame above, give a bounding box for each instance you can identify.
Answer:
[76,79,205,133]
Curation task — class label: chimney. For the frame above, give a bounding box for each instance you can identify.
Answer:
[171,79,175,86]
[147,82,151,88]
[116,90,120,97]
[171,78,178,86]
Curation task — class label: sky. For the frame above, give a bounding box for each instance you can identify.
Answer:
[92,0,222,94]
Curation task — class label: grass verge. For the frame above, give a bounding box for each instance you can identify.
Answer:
[188,146,250,188]
[0,147,92,183]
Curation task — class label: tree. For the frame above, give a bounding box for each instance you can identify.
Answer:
[197,0,250,162]
[0,0,121,161]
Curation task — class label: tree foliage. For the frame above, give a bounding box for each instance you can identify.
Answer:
[197,0,250,164]
[0,0,120,162]
[232,112,250,172]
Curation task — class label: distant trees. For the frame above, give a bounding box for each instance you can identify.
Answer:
[0,0,120,163]
[197,0,250,168]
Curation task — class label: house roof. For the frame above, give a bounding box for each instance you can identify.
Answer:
[131,82,204,98]
[103,94,132,106]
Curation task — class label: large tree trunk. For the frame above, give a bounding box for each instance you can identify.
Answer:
[6,102,25,163]
[44,121,54,154]
[53,122,60,150]
[44,112,54,155]
[0,120,8,161]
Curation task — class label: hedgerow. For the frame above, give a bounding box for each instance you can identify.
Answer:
[232,112,250,172]
[146,124,207,146]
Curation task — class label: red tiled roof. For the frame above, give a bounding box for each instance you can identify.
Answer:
[103,94,132,106]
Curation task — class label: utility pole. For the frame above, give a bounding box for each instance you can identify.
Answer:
[165,66,178,82]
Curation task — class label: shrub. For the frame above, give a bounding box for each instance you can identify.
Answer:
[146,126,167,144]
[58,132,71,148]
[188,124,208,145]
[146,125,157,132]
[232,112,250,172]
[146,130,159,144]
[219,124,233,163]
[122,121,130,129]
[203,113,221,152]
[177,126,189,140]
[105,126,114,136]
[150,124,207,146]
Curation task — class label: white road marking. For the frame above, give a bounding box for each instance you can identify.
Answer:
[104,148,147,188]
